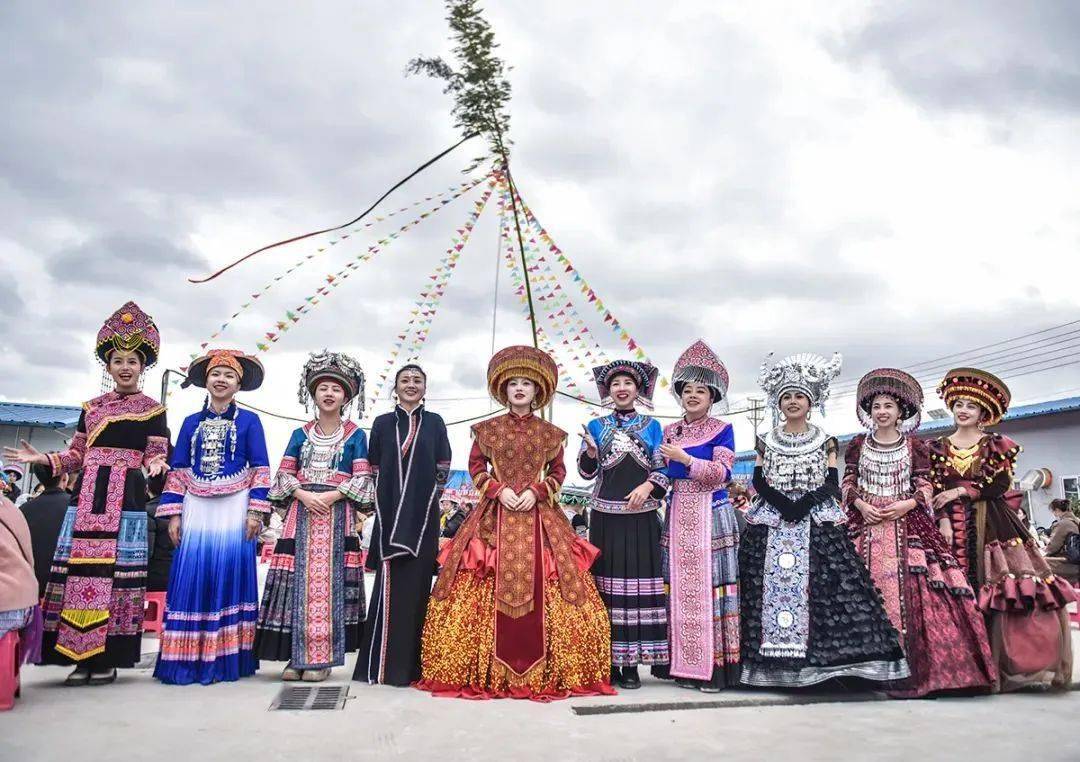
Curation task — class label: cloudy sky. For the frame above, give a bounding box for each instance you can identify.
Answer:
[2,1,1079,473]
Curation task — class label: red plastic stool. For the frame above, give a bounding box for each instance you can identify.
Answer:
[259,542,275,564]
[143,592,166,635]
[0,630,20,711]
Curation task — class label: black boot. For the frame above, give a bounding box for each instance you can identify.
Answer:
[609,666,621,687]
[620,666,641,690]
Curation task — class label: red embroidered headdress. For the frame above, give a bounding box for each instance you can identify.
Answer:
[96,301,160,367]
[937,367,1011,426]
[856,367,923,433]
[184,349,265,392]
[487,345,558,408]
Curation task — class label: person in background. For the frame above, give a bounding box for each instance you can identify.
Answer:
[2,465,23,503]
[1,492,42,670]
[18,464,71,598]
[1044,498,1080,583]
[440,500,470,541]
[144,454,175,595]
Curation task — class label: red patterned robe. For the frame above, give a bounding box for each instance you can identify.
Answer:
[928,433,1075,691]
[419,411,613,700]
[843,435,995,696]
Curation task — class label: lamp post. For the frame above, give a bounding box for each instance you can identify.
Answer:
[746,396,766,441]
[159,368,188,404]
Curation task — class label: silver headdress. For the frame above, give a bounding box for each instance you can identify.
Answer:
[298,350,366,418]
[758,352,842,427]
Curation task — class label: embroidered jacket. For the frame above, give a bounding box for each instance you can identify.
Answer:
[159,403,272,518]
[661,415,735,497]
[367,405,452,564]
[47,391,169,477]
[268,420,374,513]
[578,411,667,514]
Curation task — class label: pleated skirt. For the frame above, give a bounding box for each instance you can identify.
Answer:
[589,509,669,666]
[154,490,259,685]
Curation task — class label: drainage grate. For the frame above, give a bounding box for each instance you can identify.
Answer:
[270,684,350,711]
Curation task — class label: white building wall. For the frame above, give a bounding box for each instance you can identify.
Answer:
[994,410,1080,529]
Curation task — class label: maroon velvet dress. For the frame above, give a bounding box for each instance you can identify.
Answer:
[928,433,1075,691]
[843,434,995,697]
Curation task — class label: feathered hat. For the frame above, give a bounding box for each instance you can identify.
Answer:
[759,352,842,426]
[856,368,923,433]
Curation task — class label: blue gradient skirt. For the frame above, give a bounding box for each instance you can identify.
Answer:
[154,490,259,685]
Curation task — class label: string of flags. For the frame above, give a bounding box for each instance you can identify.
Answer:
[175,161,664,419]
[514,189,669,390]
[185,175,490,369]
[494,183,592,401]
[251,174,494,354]
[368,179,497,408]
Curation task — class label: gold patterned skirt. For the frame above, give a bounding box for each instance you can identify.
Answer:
[418,569,614,701]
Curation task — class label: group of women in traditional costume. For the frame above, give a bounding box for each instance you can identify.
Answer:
[3,301,1073,700]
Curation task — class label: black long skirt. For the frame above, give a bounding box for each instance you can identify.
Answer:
[739,522,908,687]
[354,509,440,685]
[589,510,669,667]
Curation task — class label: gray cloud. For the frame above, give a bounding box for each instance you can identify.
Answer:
[831,1,1080,117]
[1,1,1079,461]
[47,233,203,286]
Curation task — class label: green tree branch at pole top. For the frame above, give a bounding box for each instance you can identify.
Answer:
[408,0,540,350]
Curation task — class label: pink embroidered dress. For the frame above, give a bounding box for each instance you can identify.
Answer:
[660,415,740,686]
[40,391,169,667]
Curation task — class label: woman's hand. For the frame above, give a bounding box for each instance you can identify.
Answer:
[513,489,537,512]
[626,482,654,511]
[931,487,965,512]
[659,444,691,465]
[146,455,169,478]
[296,489,332,515]
[580,425,598,459]
[879,500,915,522]
[854,498,883,525]
[938,517,954,547]
[168,516,182,547]
[498,487,520,510]
[245,516,262,541]
[2,440,48,466]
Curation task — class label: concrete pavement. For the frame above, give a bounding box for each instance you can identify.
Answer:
[3,632,1079,762]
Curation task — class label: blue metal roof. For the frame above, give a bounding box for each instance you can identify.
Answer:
[0,401,82,429]
[734,395,1080,464]
[445,469,475,492]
